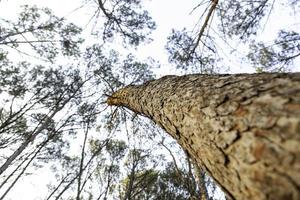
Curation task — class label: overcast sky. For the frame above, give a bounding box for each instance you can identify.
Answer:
[1,0,299,75]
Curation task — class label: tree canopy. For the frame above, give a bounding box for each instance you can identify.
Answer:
[0,0,299,199]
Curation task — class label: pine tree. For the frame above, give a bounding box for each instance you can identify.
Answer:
[107,73,300,200]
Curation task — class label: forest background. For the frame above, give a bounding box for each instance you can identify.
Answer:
[0,0,299,199]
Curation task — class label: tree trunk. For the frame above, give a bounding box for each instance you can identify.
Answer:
[107,73,300,200]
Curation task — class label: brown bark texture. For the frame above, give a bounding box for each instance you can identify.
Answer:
[106,73,300,200]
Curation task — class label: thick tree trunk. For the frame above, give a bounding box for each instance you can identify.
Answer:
[107,73,300,200]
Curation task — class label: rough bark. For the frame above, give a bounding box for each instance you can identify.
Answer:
[106,73,300,200]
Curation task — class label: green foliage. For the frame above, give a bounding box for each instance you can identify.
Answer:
[247,30,300,71]
[0,5,83,62]
[90,0,156,46]
[105,140,127,160]
[165,0,299,72]
[0,63,27,97]
[119,151,202,200]
[166,29,218,73]
[218,0,270,40]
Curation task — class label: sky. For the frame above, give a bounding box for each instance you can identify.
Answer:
[0,0,201,75]
[0,2,205,199]
[0,0,299,199]
[1,0,299,74]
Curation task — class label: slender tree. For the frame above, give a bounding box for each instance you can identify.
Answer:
[107,73,300,200]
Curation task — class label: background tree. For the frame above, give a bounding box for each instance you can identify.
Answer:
[165,0,300,72]
[0,5,82,61]
[0,4,201,200]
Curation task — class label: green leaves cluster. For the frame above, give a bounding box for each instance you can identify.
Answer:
[248,30,300,71]
[0,5,83,62]
[165,0,299,72]
[92,0,156,46]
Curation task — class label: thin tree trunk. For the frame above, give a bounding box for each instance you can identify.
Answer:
[107,73,300,200]
[0,109,59,175]
[0,138,49,200]
[46,174,71,200]
[76,126,89,200]
[0,80,84,175]
[123,158,138,200]
[194,166,209,200]
[53,139,109,199]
